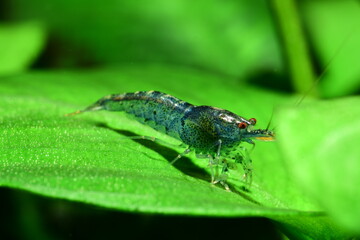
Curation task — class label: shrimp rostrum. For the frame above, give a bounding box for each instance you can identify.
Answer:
[67,91,274,191]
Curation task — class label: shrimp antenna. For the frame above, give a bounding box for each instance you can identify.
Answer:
[295,28,354,107]
[265,106,275,131]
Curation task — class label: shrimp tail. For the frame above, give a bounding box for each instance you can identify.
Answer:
[65,95,111,116]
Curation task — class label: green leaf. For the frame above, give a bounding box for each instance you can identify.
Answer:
[0,65,352,239]
[301,0,360,97]
[0,22,45,75]
[277,97,360,234]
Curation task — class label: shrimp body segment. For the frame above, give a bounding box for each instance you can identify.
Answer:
[67,91,274,190]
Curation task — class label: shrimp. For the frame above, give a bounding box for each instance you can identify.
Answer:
[66,91,274,191]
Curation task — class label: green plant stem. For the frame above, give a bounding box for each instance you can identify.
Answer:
[271,0,318,97]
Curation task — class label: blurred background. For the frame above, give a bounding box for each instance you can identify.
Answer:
[1,0,359,96]
[1,0,360,239]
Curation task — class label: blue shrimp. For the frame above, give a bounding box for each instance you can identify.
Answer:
[67,91,274,190]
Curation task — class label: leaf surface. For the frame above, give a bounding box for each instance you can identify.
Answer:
[0,65,352,239]
[277,97,360,234]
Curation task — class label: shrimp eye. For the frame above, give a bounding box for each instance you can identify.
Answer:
[249,118,257,125]
[238,122,247,129]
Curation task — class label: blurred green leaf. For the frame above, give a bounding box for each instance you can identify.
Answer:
[277,97,360,234]
[8,0,282,78]
[0,22,45,75]
[0,64,352,239]
[301,0,360,97]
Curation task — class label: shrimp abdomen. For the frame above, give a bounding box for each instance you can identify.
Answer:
[79,91,193,140]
